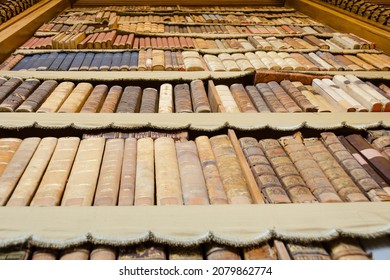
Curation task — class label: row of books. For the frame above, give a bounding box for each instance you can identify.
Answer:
[21,33,376,52]
[0,238,377,260]
[0,130,389,207]
[0,0,41,25]
[5,51,389,72]
[319,0,389,25]
[0,76,389,113]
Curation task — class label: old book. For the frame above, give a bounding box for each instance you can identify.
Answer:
[32,249,57,260]
[268,81,302,112]
[203,54,226,72]
[58,82,93,113]
[245,52,268,70]
[286,243,331,260]
[60,246,90,260]
[90,246,117,260]
[255,83,288,113]
[0,79,40,112]
[219,53,240,71]
[118,138,137,206]
[0,138,22,177]
[0,77,23,103]
[291,82,332,112]
[100,85,123,113]
[37,82,75,113]
[243,243,277,260]
[210,135,252,204]
[109,53,123,71]
[279,134,342,202]
[134,138,155,206]
[48,53,67,71]
[190,80,211,113]
[79,52,95,71]
[29,53,50,71]
[152,49,165,71]
[328,238,370,260]
[69,52,86,71]
[139,88,158,113]
[119,245,166,260]
[37,52,59,71]
[176,141,209,205]
[129,52,139,71]
[205,246,241,260]
[174,83,192,113]
[168,247,203,260]
[119,51,131,71]
[182,51,204,71]
[155,137,183,205]
[345,134,390,185]
[230,84,257,113]
[93,139,124,206]
[279,80,317,112]
[88,53,104,71]
[6,138,57,207]
[116,86,142,113]
[0,137,41,206]
[259,139,317,203]
[240,137,291,203]
[321,132,390,202]
[372,136,390,160]
[158,83,173,113]
[61,138,105,206]
[57,53,76,71]
[99,53,113,71]
[244,85,270,112]
[215,85,240,112]
[80,84,108,113]
[164,50,173,71]
[30,137,80,206]
[274,240,291,260]
[278,52,306,71]
[304,137,368,202]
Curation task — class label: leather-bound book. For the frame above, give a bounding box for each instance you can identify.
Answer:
[279,134,342,202]
[344,55,377,71]
[164,50,173,71]
[6,138,57,206]
[335,55,363,71]
[169,247,203,260]
[195,136,228,204]
[345,134,390,185]
[259,139,316,203]
[182,51,205,71]
[99,53,113,71]
[0,137,41,206]
[155,137,183,205]
[79,52,95,71]
[243,243,277,260]
[15,54,37,71]
[290,53,319,71]
[119,51,131,71]
[268,81,302,112]
[230,83,257,113]
[239,137,291,203]
[58,53,77,71]
[118,138,137,206]
[190,80,211,113]
[0,77,23,103]
[245,52,268,70]
[30,137,80,206]
[292,82,333,112]
[219,53,240,71]
[80,84,108,113]
[321,132,390,202]
[58,82,93,113]
[328,238,371,260]
[303,137,368,202]
[175,52,185,71]
[205,245,241,260]
[286,243,331,260]
[61,138,105,206]
[89,53,104,71]
[37,81,75,113]
[244,85,270,112]
[93,139,124,206]
[203,54,226,72]
[37,52,59,71]
[215,85,240,112]
[1,54,25,71]
[110,53,123,71]
[372,136,390,160]
[119,245,166,260]
[0,138,22,177]
[0,79,40,112]
[210,135,252,204]
[139,88,158,113]
[255,83,288,113]
[116,86,142,113]
[176,141,209,205]
[174,83,193,113]
[48,53,67,71]
[100,85,123,113]
[29,53,49,71]
[279,80,316,112]
[152,49,165,71]
[129,52,139,71]
[78,34,93,49]
[138,49,147,71]
[158,83,173,113]
[134,138,154,205]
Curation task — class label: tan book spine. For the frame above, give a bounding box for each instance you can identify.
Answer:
[291,82,331,112]
[210,135,252,204]
[0,138,22,177]
[215,85,240,113]
[259,139,316,203]
[304,137,368,202]
[61,138,105,206]
[158,83,174,113]
[176,141,209,205]
[80,84,108,113]
[328,238,371,260]
[93,139,124,206]
[239,137,291,204]
[6,138,58,207]
[274,240,291,260]
[134,138,155,206]
[279,134,342,202]
[37,82,75,113]
[0,138,41,206]
[58,82,93,113]
[152,49,165,71]
[118,138,137,206]
[344,55,377,71]
[99,85,123,113]
[357,53,389,71]
[155,137,183,206]
[30,137,80,206]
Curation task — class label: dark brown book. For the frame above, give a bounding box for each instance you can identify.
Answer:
[80,84,109,113]
[0,79,40,112]
[116,86,142,113]
[255,83,287,113]
[268,81,302,112]
[0,77,23,103]
[279,80,317,112]
[139,88,158,113]
[100,85,123,113]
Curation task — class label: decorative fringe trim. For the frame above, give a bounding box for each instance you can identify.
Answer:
[30,235,89,250]
[0,235,31,249]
